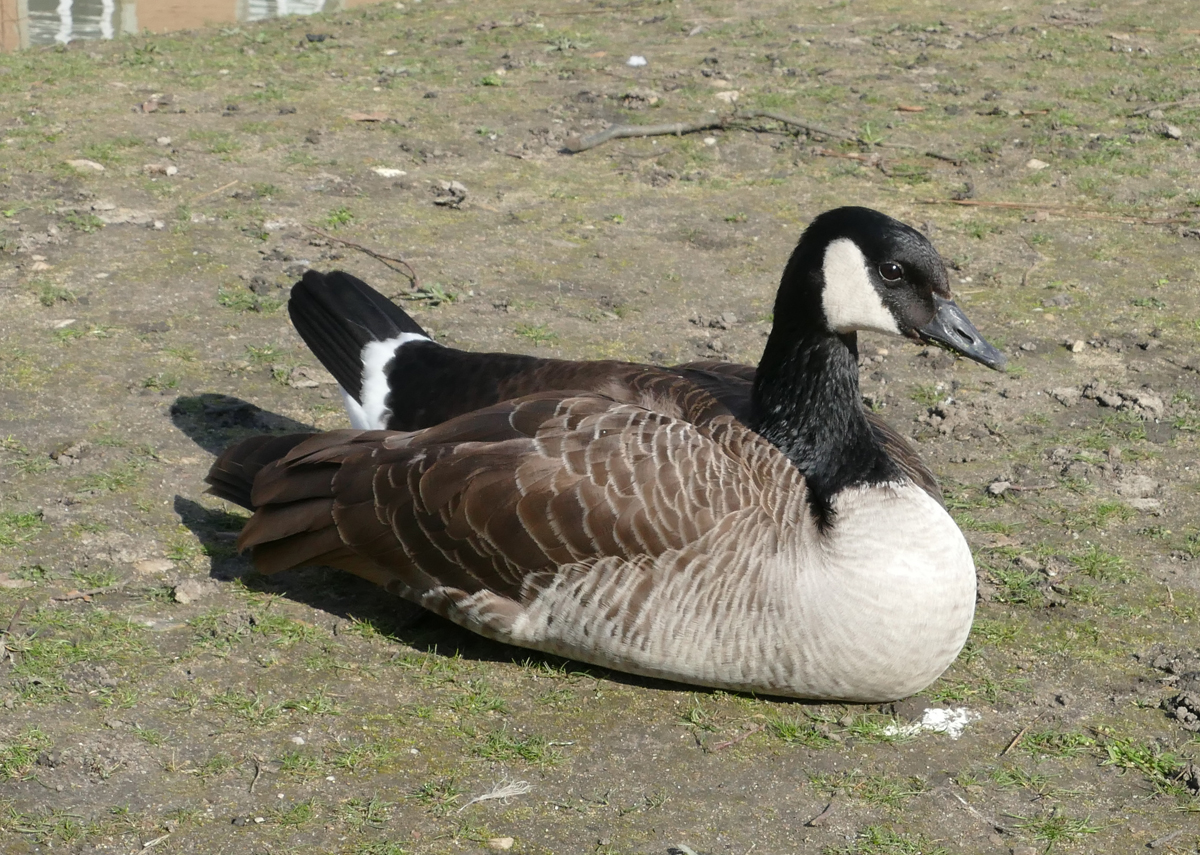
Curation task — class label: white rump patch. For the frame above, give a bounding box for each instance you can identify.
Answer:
[351,332,434,430]
[821,238,901,335]
[883,707,980,740]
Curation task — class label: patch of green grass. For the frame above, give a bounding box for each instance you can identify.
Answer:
[0,511,46,546]
[195,752,239,780]
[514,323,558,346]
[132,726,165,746]
[187,129,240,154]
[451,680,510,715]
[812,771,928,808]
[909,383,945,407]
[473,728,561,765]
[339,795,393,831]
[80,457,148,493]
[321,206,355,228]
[1100,734,1191,795]
[410,778,464,816]
[346,843,409,855]
[0,727,51,780]
[679,697,717,732]
[1130,296,1166,309]
[334,740,397,774]
[142,372,180,392]
[925,676,1008,704]
[826,825,948,855]
[991,765,1056,796]
[62,211,105,233]
[11,610,151,704]
[1018,729,1096,758]
[252,614,323,647]
[1012,811,1100,846]
[33,282,77,307]
[72,567,118,589]
[1072,544,1132,582]
[767,714,835,748]
[273,798,318,828]
[984,562,1045,606]
[279,750,321,778]
[217,285,281,314]
[399,282,457,306]
[840,713,911,745]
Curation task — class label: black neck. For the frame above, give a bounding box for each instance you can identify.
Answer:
[750,326,901,526]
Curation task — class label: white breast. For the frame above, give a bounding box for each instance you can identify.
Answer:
[491,481,975,702]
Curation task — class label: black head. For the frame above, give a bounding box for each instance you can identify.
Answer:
[775,207,1002,368]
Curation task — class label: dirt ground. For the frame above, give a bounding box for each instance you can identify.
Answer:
[2,1,1199,852]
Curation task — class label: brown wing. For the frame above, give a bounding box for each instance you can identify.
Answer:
[221,391,801,628]
[867,413,942,504]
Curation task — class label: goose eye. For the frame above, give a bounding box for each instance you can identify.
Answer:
[879,262,904,282]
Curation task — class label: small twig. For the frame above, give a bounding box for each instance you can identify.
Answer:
[740,109,857,142]
[0,602,26,678]
[943,788,1011,834]
[1019,237,1044,287]
[249,757,264,794]
[1,602,26,640]
[1130,98,1200,116]
[1001,724,1033,756]
[1004,483,1057,492]
[1149,830,1185,849]
[302,226,420,289]
[567,117,730,152]
[567,109,964,164]
[805,800,836,827]
[192,180,239,203]
[708,722,766,752]
[142,833,171,850]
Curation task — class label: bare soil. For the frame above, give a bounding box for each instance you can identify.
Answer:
[2,2,1200,853]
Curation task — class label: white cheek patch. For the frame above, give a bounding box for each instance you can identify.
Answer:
[821,238,901,336]
[355,332,434,430]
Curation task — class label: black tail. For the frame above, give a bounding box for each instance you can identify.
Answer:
[288,270,427,401]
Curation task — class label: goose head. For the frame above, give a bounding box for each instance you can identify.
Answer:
[775,206,1004,369]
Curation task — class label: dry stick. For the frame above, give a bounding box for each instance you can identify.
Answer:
[567,110,963,163]
[1130,98,1200,116]
[302,225,420,289]
[804,800,836,827]
[920,197,1188,226]
[192,180,239,203]
[708,722,766,752]
[943,788,1011,834]
[0,602,27,677]
[566,117,731,152]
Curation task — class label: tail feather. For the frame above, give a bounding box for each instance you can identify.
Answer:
[288,270,427,401]
[205,434,315,509]
[207,432,375,577]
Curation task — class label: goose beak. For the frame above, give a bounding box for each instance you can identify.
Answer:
[917,295,1006,370]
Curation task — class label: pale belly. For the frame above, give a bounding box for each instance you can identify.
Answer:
[451,482,977,703]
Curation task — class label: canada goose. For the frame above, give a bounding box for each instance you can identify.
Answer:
[207,206,1004,702]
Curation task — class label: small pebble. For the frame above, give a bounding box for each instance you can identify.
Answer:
[1070,340,1085,353]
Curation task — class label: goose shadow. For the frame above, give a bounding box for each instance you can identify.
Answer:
[169,397,844,708]
[170,393,315,456]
